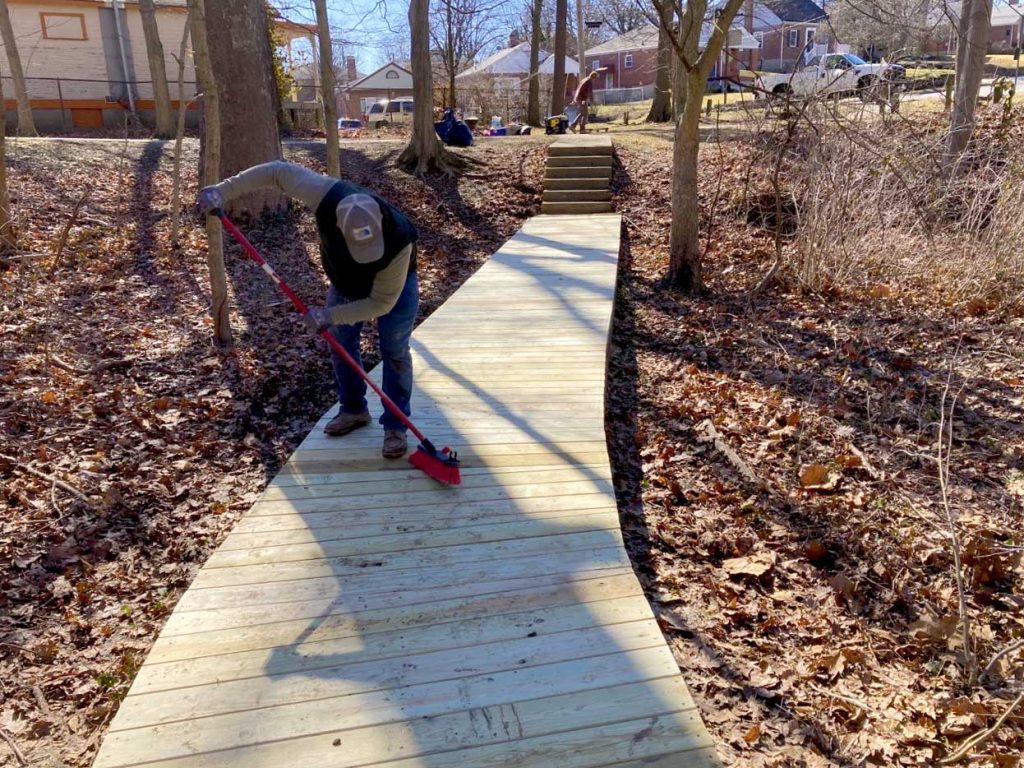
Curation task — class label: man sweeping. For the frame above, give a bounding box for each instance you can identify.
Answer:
[198,161,418,460]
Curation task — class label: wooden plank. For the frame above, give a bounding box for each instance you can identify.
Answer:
[97,678,697,768]
[177,548,632,614]
[132,595,653,694]
[203,511,621,569]
[97,649,684,766]
[150,571,644,662]
[159,568,639,642]
[110,621,666,730]
[188,529,628,589]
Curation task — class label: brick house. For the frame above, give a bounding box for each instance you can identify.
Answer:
[989,1,1024,52]
[583,22,759,97]
[0,0,314,131]
[750,0,827,72]
[337,61,414,121]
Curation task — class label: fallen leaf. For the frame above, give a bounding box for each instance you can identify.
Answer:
[723,551,777,578]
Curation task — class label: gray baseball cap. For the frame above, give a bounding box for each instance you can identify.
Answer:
[335,193,385,263]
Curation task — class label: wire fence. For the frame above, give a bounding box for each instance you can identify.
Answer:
[592,84,656,105]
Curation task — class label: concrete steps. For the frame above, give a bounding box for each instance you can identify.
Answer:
[541,136,614,215]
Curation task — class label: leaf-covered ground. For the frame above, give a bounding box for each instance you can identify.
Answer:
[607,134,1024,767]
[0,136,544,766]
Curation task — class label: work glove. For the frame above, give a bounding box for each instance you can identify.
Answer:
[301,307,332,333]
[197,187,225,217]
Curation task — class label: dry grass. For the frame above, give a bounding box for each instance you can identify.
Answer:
[760,104,1024,312]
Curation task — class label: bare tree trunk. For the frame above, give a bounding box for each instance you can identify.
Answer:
[669,71,703,291]
[0,74,15,257]
[169,9,192,246]
[398,0,458,175]
[647,0,673,122]
[314,0,339,177]
[667,0,745,293]
[527,0,542,125]
[0,0,36,136]
[947,0,991,161]
[204,0,283,215]
[551,0,567,114]
[190,0,231,347]
[138,0,174,138]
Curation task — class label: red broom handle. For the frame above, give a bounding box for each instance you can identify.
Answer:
[216,212,427,444]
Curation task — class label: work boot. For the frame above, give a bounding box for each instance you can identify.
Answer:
[382,430,408,459]
[324,409,371,436]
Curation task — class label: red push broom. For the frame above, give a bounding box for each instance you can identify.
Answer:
[217,213,461,486]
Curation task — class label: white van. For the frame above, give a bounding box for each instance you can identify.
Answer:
[365,98,414,127]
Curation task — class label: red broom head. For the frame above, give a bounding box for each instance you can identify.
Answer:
[409,443,461,486]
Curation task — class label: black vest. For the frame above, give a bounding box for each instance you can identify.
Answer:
[315,181,417,300]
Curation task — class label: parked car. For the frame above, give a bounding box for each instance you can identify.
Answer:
[756,53,905,102]
[337,118,363,130]
[365,98,414,128]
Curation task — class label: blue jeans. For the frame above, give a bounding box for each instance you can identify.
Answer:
[326,269,418,432]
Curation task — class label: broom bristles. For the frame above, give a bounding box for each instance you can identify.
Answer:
[408,443,461,486]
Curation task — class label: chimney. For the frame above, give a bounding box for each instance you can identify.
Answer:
[346,56,357,83]
[509,30,522,48]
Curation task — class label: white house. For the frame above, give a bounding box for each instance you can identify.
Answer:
[0,0,314,130]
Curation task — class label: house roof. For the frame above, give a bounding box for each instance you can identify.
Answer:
[992,3,1024,26]
[586,22,760,56]
[762,0,826,23]
[342,61,414,91]
[728,1,785,32]
[456,42,577,79]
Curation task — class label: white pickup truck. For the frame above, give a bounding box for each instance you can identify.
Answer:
[756,53,905,102]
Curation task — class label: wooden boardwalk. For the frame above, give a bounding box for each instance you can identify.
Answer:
[93,212,720,767]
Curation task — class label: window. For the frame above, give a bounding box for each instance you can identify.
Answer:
[754,31,764,48]
[624,54,634,69]
[385,70,399,79]
[787,29,799,48]
[591,59,600,72]
[40,13,87,41]
[806,27,815,47]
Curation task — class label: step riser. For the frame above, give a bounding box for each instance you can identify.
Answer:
[544,178,610,190]
[541,202,615,214]
[548,144,613,157]
[546,156,613,168]
[545,167,611,179]
[543,191,612,202]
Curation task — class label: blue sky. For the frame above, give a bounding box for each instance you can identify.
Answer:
[274,0,414,71]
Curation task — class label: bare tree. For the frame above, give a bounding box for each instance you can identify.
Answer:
[663,0,746,292]
[598,0,648,33]
[399,0,459,174]
[314,0,340,177]
[647,0,673,122]
[204,0,283,214]
[169,9,193,247]
[528,0,544,125]
[0,73,14,256]
[431,0,502,109]
[0,0,36,136]
[551,0,568,113]
[190,0,231,347]
[948,0,991,161]
[138,0,175,138]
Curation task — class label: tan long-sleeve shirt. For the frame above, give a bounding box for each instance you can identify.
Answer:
[213,161,411,326]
